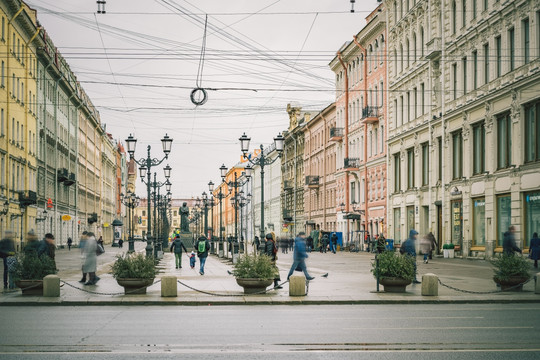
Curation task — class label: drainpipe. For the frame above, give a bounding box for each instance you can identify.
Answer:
[440,1,447,245]
[337,52,350,241]
[352,35,369,233]
[321,109,328,229]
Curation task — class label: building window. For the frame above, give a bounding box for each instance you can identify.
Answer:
[407,148,415,189]
[524,192,540,248]
[421,142,429,186]
[509,27,515,71]
[393,207,401,242]
[484,0,488,11]
[462,0,466,27]
[420,26,424,57]
[406,92,410,122]
[472,122,485,174]
[473,50,478,89]
[495,36,502,77]
[452,131,463,179]
[350,181,356,203]
[473,197,485,246]
[496,194,511,247]
[393,99,398,127]
[483,43,489,85]
[523,18,530,64]
[420,82,425,115]
[497,112,512,169]
[438,136,442,181]
[524,100,540,163]
[462,57,467,95]
[1,17,4,41]
[452,63,458,99]
[394,153,401,193]
[452,1,457,34]
[0,108,3,136]
[380,81,383,106]
[472,0,477,19]
[412,33,417,63]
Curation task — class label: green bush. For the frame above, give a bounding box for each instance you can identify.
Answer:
[442,243,455,249]
[371,250,415,282]
[12,252,57,281]
[491,253,531,282]
[111,253,158,279]
[232,254,276,279]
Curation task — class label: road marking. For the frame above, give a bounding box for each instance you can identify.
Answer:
[343,326,534,330]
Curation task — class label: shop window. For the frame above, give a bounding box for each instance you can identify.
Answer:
[496,194,511,247]
[473,198,485,245]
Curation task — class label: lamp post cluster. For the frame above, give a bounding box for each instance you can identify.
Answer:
[120,192,140,253]
[146,170,172,257]
[155,188,172,251]
[125,133,173,258]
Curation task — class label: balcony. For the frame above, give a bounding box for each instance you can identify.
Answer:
[425,37,441,60]
[362,106,380,124]
[283,180,293,190]
[282,210,293,221]
[344,157,361,171]
[329,127,343,142]
[57,168,68,182]
[63,172,76,186]
[305,175,320,188]
[18,190,37,207]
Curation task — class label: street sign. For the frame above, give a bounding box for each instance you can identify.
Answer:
[61,215,71,221]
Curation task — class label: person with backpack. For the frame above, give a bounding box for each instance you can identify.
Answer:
[170,235,188,269]
[195,236,210,275]
[264,233,282,289]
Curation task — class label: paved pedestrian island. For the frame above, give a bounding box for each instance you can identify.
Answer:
[1,246,539,305]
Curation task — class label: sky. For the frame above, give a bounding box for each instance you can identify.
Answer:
[27,0,381,198]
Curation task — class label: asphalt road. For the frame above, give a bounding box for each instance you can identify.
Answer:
[0,304,539,359]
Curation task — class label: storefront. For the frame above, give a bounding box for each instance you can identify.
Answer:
[524,191,540,249]
[496,194,511,248]
[472,198,485,248]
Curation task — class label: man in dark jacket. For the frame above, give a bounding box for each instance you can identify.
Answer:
[39,233,56,269]
[503,226,521,255]
[330,232,338,254]
[170,235,188,269]
[286,232,314,281]
[195,236,210,275]
[264,233,282,289]
[0,231,16,289]
[400,229,420,284]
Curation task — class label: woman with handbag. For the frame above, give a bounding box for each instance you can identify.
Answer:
[264,233,282,289]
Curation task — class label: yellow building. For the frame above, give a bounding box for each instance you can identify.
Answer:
[0,0,40,249]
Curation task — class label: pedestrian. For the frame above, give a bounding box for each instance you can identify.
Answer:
[79,231,88,283]
[503,226,522,255]
[400,229,421,284]
[287,232,314,281]
[39,233,56,268]
[118,238,123,248]
[170,234,188,269]
[254,236,260,254]
[320,234,329,253]
[23,230,40,255]
[264,233,282,289]
[280,237,288,254]
[289,237,294,252]
[377,233,386,253]
[97,236,104,248]
[330,232,338,254]
[306,236,313,253]
[528,232,540,268]
[82,232,99,285]
[0,231,16,289]
[427,232,437,259]
[195,235,210,275]
[420,234,432,264]
[310,225,320,251]
[189,251,196,269]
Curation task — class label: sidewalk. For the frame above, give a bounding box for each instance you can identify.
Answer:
[1,247,539,305]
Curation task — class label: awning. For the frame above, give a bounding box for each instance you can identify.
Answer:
[343,213,361,220]
[112,219,123,226]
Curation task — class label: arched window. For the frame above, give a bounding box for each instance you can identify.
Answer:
[406,39,410,68]
[374,40,379,68]
[420,26,424,57]
[368,44,373,72]
[374,85,378,107]
[399,44,404,72]
[360,54,364,79]
[452,1,457,34]
[412,32,417,64]
[380,35,385,65]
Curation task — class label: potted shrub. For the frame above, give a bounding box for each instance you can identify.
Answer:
[232,254,275,294]
[111,253,158,294]
[12,252,57,295]
[491,253,531,291]
[443,243,455,258]
[371,251,415,293]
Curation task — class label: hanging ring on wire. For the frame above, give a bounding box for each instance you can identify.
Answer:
[190,87,208,106]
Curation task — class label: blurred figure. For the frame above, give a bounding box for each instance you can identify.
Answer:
[82,232,99,285]
[426,232,437,259]
[503,226,521,255]
[97,236,104,248]
[118,238,123,248]
[39,233,56,269]
[377,233,386,253]
[529,232,539,268]
[79,231,89,283]
[0,231,16,289]
[400,229,420,284]
[310,225,320,252]
[280,237,288,254]
[67,237,73,251]
[264,233,282,289]
[287,232,314,281]
[254,236,260,254]
[306,236,313,253]
[195,235,210,275]
[330,232,338,254]
[420,234,432,264]
[24,230,40,255]
[320,233,329,253]
[288,237,294,252]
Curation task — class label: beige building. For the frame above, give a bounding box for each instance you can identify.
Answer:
[386,0,540,257]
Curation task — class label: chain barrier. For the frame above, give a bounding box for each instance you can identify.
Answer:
[2,280,45,294]
[177,279,290,297]
[60,279,162,296]
[437,277,533,295]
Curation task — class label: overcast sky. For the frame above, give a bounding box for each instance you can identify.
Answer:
[28,0,381,198]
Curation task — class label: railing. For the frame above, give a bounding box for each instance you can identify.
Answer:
[305,176,320,187]
[362,106,379,119]
[425,37,442,60]
[344,158,361,169]
[329,127,343,139]
[57,168,68,182]
[283,180,293,190]
[18,190,37,206]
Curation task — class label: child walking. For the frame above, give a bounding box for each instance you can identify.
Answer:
[189,251,196,269]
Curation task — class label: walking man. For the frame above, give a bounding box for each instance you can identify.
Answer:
[503,226,522,255]
[287,232,314,281]
[264,233,282,289]
[400,229,420,284]
[195,235,210,275]
[170,234,188,269]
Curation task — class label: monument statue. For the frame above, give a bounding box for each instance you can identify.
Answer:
[180,202,190,233]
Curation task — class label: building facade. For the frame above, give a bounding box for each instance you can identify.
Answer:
[303,103,338,234]
[386,0,540,257]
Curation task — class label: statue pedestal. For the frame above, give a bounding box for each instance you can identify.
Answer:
[179,231,194,250]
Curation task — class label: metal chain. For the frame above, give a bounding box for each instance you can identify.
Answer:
[177,279,290,297]
[60,279,162,296]
[2,280,45,294]
[438,277,533,295]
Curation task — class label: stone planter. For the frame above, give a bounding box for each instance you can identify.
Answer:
[379,277,412,293]
[443,249,455,258]
[235,278,273,294]
[494,276,529,292]
[15,280,44,296]
[116,278,155,295]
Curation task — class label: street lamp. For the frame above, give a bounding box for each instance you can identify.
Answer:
[208,174,232,258]
[239,132,284,241]
[125,133,173,258]
[120,192,140,253]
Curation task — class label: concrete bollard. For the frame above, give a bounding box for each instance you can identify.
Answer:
[289,275,306,296]
[161,275,177,297]
[421,273,438,296]
[535,273,540,295]
[43,275,60,297]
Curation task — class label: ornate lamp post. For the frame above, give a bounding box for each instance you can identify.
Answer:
[208,165,232,257]
[125,133,173,257]
[201,192,209,239]
[120,192,140,253]
[238,132,284,241]
[145,171,171,258]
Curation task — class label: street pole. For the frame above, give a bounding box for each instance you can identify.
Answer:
[259,150,265,241]
[146,147,153,258]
